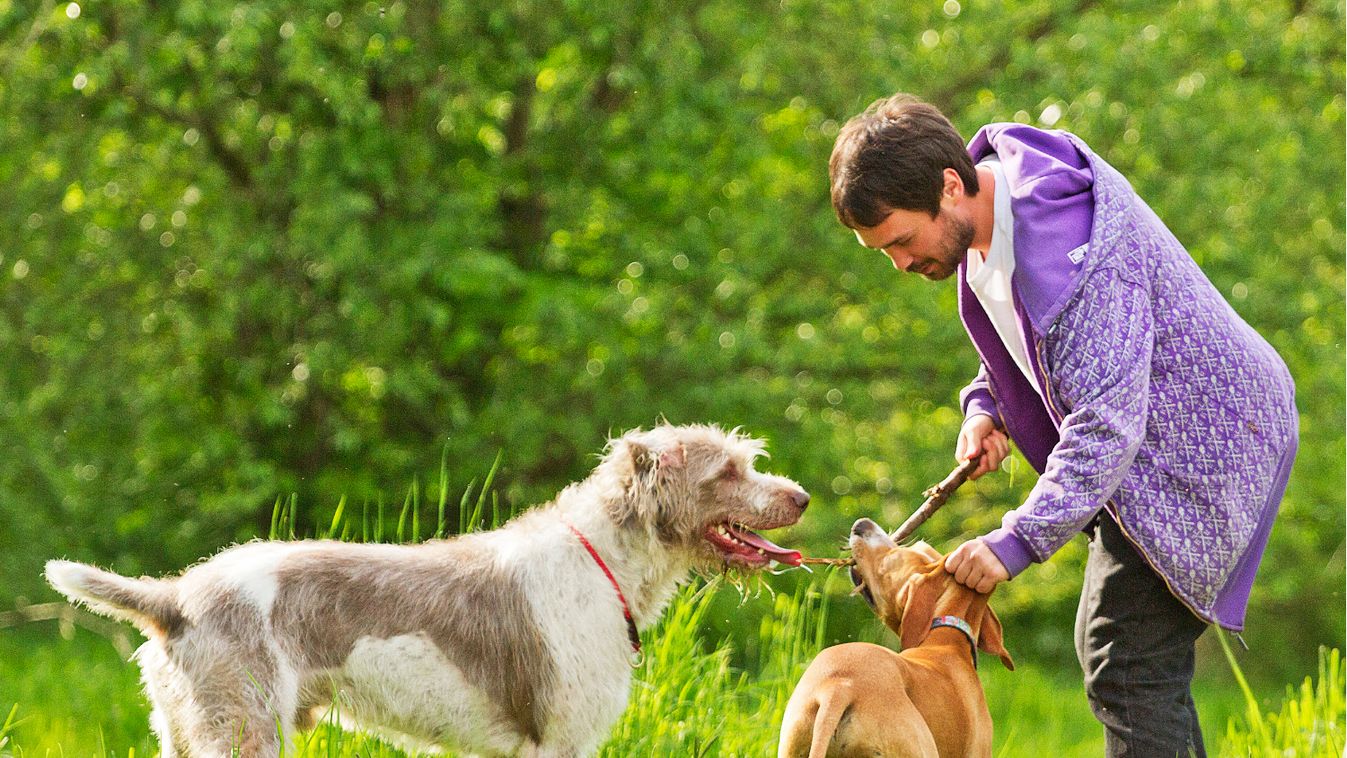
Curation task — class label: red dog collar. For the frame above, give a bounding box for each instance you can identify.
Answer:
[562,519,643,666]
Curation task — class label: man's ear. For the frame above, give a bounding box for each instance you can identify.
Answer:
[978,604,1015,671]
[941,167,964,204]
[896,565,944,652]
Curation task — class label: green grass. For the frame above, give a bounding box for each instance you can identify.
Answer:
[1219,638,1345,757]
[2,489,1340,756]
[2,579,1340,757]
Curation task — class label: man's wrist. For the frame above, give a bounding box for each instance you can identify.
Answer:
[980,529,1033,578]
[961,390,1002,427]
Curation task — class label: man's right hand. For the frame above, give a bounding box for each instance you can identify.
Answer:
[956,413,1010,480]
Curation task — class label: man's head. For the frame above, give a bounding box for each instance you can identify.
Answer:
[829,94,979,280]
[830,94,977,226]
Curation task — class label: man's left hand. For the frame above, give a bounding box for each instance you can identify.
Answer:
[944,539,1010,594]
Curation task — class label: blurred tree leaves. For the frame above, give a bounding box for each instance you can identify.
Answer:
[0,0,1341,679]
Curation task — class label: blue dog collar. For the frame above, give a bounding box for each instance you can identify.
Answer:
[930,615,978,669]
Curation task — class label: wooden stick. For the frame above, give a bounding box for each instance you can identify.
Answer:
[799,555,853,567]
[795,456,981,568]
[888,456,980,542]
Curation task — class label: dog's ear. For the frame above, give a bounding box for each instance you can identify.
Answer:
[624,438,652,474]
[658,443,686,472]
[978,604,1015,671]
[910,541,942,563]
[896,563,944,652]
[628,439,685,481]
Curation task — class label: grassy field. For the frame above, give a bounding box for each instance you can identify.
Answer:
[1,573,1341,757]
[2,493,1339,756]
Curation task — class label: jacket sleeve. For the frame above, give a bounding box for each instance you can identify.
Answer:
[981,266,1152,577]
[959,363,1003,428]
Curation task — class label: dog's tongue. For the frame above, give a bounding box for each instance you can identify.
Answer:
[728,525,803,567]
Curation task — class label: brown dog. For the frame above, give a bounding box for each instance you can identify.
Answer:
[778,518,1014,757]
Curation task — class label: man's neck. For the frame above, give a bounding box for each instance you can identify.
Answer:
[966,165,997,256]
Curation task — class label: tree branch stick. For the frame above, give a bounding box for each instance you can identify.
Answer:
[889,457,980,542]
[798,457,981,567]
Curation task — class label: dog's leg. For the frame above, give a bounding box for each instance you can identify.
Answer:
[148,704,183,758]
[152,631,295,757]
[181,699,287,758]
[137,640,193,758]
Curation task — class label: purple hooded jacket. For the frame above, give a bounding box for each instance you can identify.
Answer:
[959,124,1298,631]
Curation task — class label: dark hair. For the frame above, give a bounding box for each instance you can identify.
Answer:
[829,93,979,228]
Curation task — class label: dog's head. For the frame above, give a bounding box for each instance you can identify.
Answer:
[848,518,1014,670]
[597,424,809,570]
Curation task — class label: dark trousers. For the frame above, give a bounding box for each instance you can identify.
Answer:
[1075,513,1209,757]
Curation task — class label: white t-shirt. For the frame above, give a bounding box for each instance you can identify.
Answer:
[965,158,1040,392]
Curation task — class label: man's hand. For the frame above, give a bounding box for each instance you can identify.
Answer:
[956,413,1009,480]
[944,539,1010,594]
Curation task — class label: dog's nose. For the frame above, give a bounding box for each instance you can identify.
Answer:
[851,518,879,537]
[792,489,810,511]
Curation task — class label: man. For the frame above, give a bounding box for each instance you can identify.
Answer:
[829,93,1298,756]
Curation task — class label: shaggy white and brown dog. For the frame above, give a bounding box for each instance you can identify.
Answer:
[46,424,809,757]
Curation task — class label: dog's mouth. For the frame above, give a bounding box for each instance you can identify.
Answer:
[703,522,802,569]
[849,565,877,608]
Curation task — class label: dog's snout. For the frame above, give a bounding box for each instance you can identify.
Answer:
[792,489,810,511]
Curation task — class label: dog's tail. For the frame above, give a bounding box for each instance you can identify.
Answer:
[807,683,851,758]
[45,560,184,636]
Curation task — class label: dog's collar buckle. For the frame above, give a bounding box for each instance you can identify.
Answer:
[930,615,978,669]
[561,518,644,667]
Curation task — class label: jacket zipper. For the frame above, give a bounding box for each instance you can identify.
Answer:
[1033,335,1065,425]
[1037,330,1218,628]
[1100,499,1216,628]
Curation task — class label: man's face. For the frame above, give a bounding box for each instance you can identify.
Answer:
[853,205,974,281]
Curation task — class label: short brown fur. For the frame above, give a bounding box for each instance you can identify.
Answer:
[778,522,1013,758]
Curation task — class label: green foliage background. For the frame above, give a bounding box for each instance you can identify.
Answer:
[1,0,1342,686]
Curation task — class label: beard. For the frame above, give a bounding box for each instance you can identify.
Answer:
[922,211,976,281]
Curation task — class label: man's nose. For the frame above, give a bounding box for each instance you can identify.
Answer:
[885,248,910,271]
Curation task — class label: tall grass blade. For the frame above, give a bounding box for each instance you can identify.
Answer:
[473,450,503,531]
[269,495,285,540]
[436,442,450,539]
[0,703,22,749]
[396,486,412,543]
[375,495,385,543]
[289,493,299,539]
[1218,629,1270,749]
[458,479,478,536]
[411,478,421,543]
[327,496,347,540]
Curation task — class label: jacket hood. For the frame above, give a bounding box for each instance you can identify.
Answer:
[967,124,1098,333]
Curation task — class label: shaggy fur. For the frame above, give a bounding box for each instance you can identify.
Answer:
[46,424,809,757]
